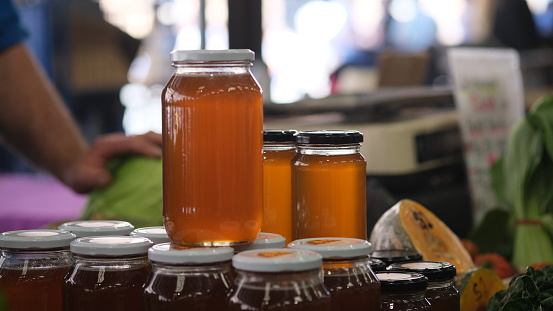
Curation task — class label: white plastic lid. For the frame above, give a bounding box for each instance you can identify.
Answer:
[58,220,134,238]
[234,232,287,252]
[287,237,372,259]
[171,49,254,62]
[0,230,76,249]
[130,226,170,244]
[232,248,322,272]
[148,243,234,264]
[70,236,153,256]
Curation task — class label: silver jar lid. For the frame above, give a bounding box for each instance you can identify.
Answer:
[70,235,152,256]
[148,243,234,264]
[288,237,372,259]
[171,49,254,62]
[0,229,76,249]
[58,220,134,238]
[232,248,322,272]
[234,232,287,252]
[131,226,170,244]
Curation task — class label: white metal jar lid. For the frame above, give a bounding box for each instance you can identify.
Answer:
[234,232,287,252]
[148,243,234,264]
[130,226,170,245]
[0,229,76,249]
[58,220,135,238]
[70,236,152,256]
[232,248,322,272]
[287,237,372,259]
[170,49,254,62]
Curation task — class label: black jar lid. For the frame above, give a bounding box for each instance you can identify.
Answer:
[295,130,363,144]
[367,258,387,272]
[263,130,298,142]
[371,249,423,266]
[376,272,428,293]
[386,261,456,281]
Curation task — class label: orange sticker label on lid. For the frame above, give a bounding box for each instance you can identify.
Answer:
[257,251,294,258]
[306,239,341,245]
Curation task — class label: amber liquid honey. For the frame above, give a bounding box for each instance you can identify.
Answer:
[143,265,233,311]
[262,147,296,242]
[0,265,69,311]
[426,286,460,311]
[63,265,150,311]
[162,69,263,246]
[292,152,366,239]
[228,284,332,311]
[323,272,380,311]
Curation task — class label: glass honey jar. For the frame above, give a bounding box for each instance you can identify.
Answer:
[387,261,460,311]
[292,130,367,239]
[228,248,332,311]
[162,49,263,247]
[143,243,235,310]
[262,129,297,242]
[0,229,75,311]
[376,271,431,311]
[63,236,153,310]
[288,237,380,311]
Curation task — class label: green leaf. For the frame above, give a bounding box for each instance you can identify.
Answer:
[469,208,510,253]
[502,119,543,218]
[81,155,163,228]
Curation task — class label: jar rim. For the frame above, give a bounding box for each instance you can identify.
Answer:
[171,49,254,62]
[295,130,363,144]
[58,220,134,238]
[0,229,75,249]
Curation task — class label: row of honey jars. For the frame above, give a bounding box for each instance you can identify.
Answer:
[262,129,367,242]
[0,226,288,311]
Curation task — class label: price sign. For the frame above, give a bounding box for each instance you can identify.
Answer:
[447,47,525,222]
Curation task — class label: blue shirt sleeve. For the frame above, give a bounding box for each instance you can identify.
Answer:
[0,0,28,52]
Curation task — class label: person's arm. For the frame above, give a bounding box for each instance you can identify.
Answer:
[0,43,86,181]
[0,43,162,193]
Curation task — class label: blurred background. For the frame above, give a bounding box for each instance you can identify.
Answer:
[2,0,553,237]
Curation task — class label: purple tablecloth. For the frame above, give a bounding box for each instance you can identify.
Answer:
[0,173,87,232]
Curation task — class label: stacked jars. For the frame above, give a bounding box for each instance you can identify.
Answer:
[288,237,380,311]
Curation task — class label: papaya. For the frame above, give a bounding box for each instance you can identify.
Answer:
[455,268,507,311]
[369,199,475,274]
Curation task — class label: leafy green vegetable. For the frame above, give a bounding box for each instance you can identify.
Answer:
[80,155,163,228]
[487,264,553,311]
[490,95,553,270]
[469,208,511,255]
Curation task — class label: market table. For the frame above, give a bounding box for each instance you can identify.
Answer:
[0,173,86,232]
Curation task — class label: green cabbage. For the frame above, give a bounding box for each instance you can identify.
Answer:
[81,155,163,228]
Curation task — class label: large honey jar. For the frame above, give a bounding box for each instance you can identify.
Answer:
[162,49,263,247]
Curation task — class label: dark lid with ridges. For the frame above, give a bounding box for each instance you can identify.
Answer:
[376,272,428,293]
[371,249,423,265]
[368,258,387,272]
[263,130,298,143]
[295,130,363,144]
[386,261,456,281]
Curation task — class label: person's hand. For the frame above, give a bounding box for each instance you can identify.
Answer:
[63,131,162,193]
